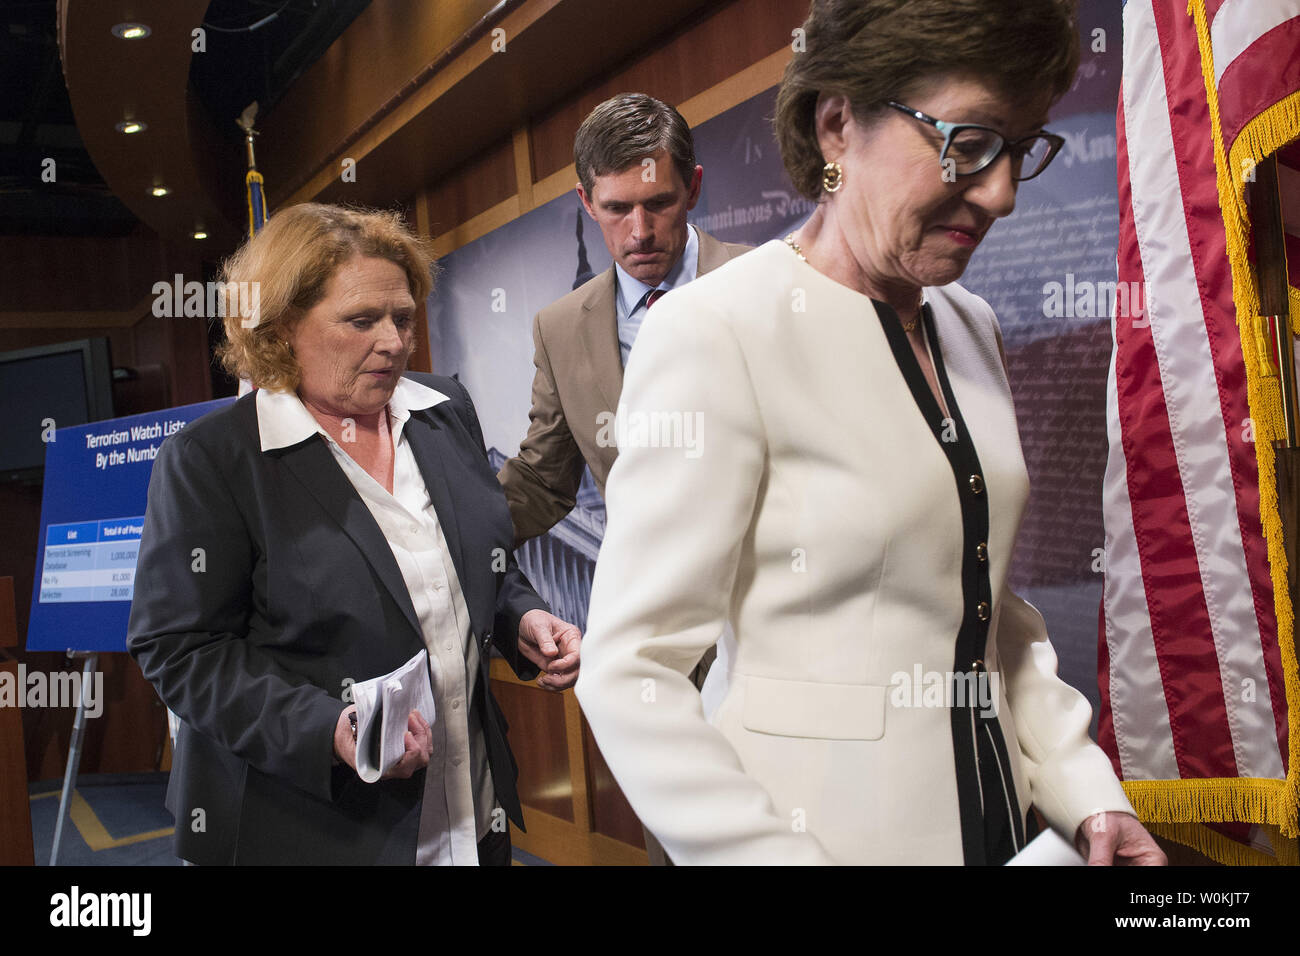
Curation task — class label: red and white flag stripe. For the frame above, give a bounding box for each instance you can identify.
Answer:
[1099,0,1291,796]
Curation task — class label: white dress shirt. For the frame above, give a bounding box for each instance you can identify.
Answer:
[614,223,700,366]
[256,378,495,865]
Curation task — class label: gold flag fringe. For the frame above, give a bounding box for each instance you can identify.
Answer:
[1146,821,1298,866]
[1124,777,1291,830]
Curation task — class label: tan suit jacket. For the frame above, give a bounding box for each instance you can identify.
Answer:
[499,227,749,545]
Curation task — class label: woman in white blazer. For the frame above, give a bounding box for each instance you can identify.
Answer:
[574,0,1166,865]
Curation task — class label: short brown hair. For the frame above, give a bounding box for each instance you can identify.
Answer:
[216,203,435,391]
[775,0,1080,199]
[573,93,697,197]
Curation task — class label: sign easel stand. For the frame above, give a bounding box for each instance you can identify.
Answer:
[49,650,98,866]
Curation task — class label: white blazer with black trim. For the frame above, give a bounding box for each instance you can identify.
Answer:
[574,239,1134,865]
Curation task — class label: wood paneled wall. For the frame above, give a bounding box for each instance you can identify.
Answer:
[418,0,801,260]
[529,0,798,183]
[422,137,519,241]
[260,0,507,209]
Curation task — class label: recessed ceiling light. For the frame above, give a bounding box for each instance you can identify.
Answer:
[150,186,170,198]
[192,230,208,240]
[116,120,146,135]
[111,23,151,40]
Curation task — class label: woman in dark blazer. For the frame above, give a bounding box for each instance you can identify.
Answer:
[127,203,580,865]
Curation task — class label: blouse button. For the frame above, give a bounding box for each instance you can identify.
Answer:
[976,601,991,621]
[976,542,988,562]
[969,474,984,494]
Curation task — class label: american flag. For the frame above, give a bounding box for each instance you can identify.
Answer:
[1099,0,1300,864]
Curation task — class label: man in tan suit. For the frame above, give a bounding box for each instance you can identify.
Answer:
[498,93,746,864]
[499,93,747,543]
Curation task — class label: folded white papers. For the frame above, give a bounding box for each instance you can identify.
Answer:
[1005,826,1088,865]
[351,649,436,783]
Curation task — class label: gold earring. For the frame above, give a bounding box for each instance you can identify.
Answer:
[822,161,844,193]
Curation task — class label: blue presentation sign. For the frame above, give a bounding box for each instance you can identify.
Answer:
[26,396,236,653]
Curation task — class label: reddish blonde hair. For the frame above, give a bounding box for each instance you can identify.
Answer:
[217,203,436,391]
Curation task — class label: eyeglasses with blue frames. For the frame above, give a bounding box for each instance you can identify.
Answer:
[885,101,1065,182]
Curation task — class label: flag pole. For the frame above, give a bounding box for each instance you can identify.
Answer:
[234,103,266,397]
[236,102,268,240]
[1251,153,1300,607]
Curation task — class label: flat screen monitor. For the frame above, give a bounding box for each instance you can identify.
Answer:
[0,338,114,483]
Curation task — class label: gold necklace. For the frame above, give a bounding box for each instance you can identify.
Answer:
[783,234,919,333]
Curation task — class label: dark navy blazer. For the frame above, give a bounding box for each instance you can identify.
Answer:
[127,373,547,865]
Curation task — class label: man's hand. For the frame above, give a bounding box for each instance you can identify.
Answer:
[333,705,432,779]
[1075,811,1168,865]
[518,609,582,690]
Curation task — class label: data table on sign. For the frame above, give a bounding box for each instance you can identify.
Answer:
[38,517,144,604]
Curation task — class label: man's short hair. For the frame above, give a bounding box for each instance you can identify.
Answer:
[574,93,697,197]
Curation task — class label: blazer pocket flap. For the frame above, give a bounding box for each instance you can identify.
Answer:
[741,676,886,740]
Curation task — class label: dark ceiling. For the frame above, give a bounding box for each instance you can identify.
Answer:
[0,0,369,238]
[189,0,371,152]
[0,0,132,235]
